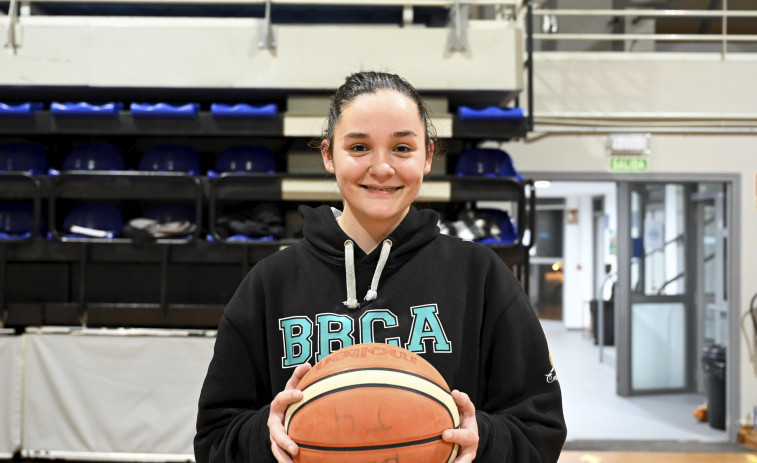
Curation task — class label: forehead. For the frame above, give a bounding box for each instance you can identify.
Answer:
[336,90,424,132]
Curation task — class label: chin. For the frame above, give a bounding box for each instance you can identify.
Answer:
[363,206,410,222]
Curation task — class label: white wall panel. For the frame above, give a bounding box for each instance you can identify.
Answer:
[23,332,215,458]
[1,17,522,94]
[0,334,23,458]
[531,53,757,115]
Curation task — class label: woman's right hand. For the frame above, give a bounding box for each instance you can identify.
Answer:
[267,363,312,462]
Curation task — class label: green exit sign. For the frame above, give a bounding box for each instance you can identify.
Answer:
[610,156,648,172]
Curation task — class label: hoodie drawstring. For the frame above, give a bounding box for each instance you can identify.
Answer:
[343,240,359,309]
[343,239,392,309]
[365,239,392,302]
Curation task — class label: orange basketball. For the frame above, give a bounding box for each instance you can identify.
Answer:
[284,343,460,463]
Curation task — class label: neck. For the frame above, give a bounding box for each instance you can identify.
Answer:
[337,207,407,254]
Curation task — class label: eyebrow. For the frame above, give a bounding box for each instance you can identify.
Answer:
[343,132,369,139]
[392,130,418,138]
[342,130,418,139]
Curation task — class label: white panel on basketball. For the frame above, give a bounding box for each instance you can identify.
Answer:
[284,367,459,430]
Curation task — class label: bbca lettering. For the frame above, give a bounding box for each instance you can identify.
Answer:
[279,306,450,367]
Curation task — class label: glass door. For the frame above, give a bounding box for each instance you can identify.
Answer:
[617,182,695,395]
[692,184,729,392]
[529,205,565,320]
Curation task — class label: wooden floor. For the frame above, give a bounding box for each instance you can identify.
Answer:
[559,451,757,462]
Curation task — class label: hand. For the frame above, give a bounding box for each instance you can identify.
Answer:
[267,363,312,463]
[442,390,479,463]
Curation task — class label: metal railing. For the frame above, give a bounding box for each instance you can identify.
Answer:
[2,0,520,7]
[525,4,757,136]
[532,6,757,57]
[3,0,523,54]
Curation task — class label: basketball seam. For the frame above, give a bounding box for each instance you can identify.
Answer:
[296,434,444,452]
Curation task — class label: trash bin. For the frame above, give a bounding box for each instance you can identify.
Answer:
[702,344,726,430]
[589,299,614,346]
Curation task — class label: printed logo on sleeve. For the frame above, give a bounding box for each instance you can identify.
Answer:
[546,353,558,383]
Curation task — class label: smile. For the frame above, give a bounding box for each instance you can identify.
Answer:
[362,185,402,192]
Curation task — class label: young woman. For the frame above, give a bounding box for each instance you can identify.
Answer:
[194,71,566,463]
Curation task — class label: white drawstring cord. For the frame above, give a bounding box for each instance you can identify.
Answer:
[365,239,392,302]
[342,238,393,309]
[343,240,359,309]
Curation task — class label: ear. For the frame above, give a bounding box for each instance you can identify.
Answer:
[423,140,434,175]
[321,141,335,174]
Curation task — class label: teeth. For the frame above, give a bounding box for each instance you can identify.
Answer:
[364,186,400,192]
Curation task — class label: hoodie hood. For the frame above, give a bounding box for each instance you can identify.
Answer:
[299,205,440,308]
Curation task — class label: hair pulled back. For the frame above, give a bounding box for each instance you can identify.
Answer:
[316,71,437,156]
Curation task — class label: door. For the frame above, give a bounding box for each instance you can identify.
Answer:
[617,182,695,395]
[529,205,565,320]
[692,184,729,393]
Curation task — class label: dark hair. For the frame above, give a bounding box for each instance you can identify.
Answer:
[313,71,438,157]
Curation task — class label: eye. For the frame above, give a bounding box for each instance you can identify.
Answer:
[393,144,413,155]
[349,144,369,154]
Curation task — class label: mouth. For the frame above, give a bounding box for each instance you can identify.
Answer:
[362,185,402,192]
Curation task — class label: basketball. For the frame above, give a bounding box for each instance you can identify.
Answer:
[284,343,460,463]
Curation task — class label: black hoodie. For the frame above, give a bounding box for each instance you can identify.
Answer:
[195,205,566,462]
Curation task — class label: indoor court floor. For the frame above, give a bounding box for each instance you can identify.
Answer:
[541,320,757,462]
[558,452,757,463]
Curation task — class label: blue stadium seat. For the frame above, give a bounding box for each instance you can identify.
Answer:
[0,102,43,117]
[0,201,35,240]
[62,203,124,239]
[210,103,278,119]
[215,146,276,174]
[455,148,523,181]
[62,142,125,171]
[457,106,525,123]
[130,102,200,118]
[0,143,47,174]
[139,145,200,175]
[473,209,519,245]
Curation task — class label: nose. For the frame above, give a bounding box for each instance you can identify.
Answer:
[369,149,395,178]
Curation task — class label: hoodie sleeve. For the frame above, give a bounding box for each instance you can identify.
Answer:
[473,259,567,463]
[194,269,277,463]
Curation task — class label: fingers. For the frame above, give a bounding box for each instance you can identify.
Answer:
[275,364,311,414]
[269,364,312,462]
[442,427,478,447]
[285,363,312,390]
[443,427,478,463]
[271,388,303,410]
[270,439,295,463]
[268,392,300,462]
[451,390,475,416]
[443,390,478,463]
[268,416,298,462]
[268,390,304,459]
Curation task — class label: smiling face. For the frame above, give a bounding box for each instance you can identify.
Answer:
[322,90,433,237]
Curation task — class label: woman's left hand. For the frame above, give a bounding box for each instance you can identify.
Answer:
[442,389,479,463]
